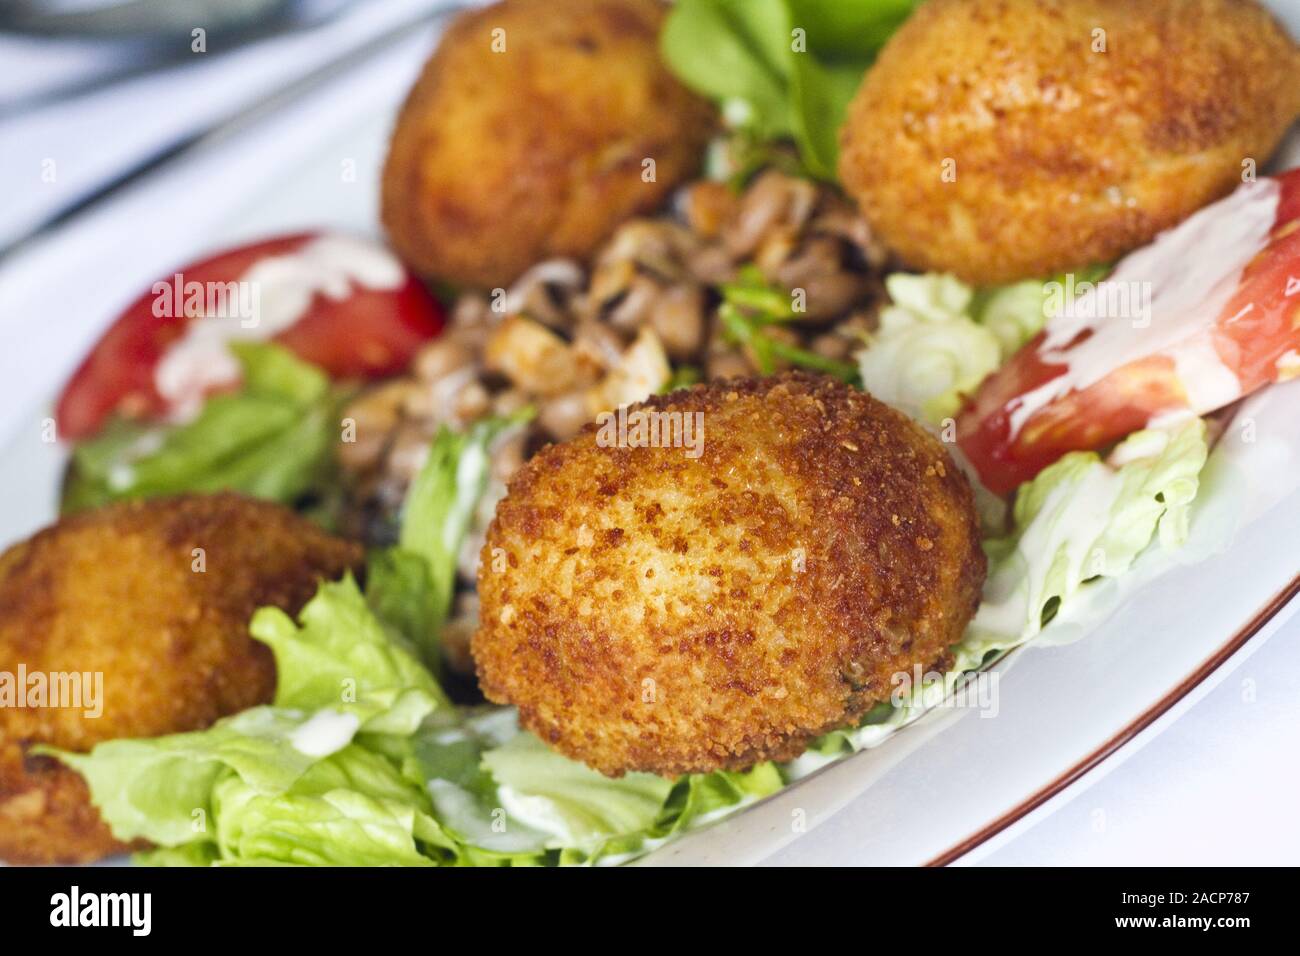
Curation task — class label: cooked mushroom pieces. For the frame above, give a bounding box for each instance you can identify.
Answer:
[337,167,895,552]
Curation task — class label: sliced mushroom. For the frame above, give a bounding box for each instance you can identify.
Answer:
[773,236,874,320]
[706,347,755,380]
[491,387,532,418]
[483,314,579,397]
[450,292,497,331]
[686,245,736,285]
[810,205,892,270]
[603,275,661,334]
[489,426,529,484]
[538,389,592,441]
[588,326,671,415]
[649,284,706,360]
[586,256,637,316]
[403,364,487,427]
[679,180,739,240]
[725,170,819,259]
[337,380,413,472]
[384,419,437,484]
[413,338,474,383]
[597,220,698,281]
[500,259,585,332]
[572,319,626,380]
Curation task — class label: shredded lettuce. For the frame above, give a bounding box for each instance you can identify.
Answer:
[961,418,1208,667]
[972,279,1053,357]
[857,268,1112,425]
[61,342,340,515]
[856,273,1002,423]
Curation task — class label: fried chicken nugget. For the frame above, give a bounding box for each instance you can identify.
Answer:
[473,374,986,777]
[0,494,362,864]
[381,0,715,289]
[839,0,1300,284]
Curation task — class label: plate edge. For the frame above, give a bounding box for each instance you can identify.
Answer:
[924,571,1300,866]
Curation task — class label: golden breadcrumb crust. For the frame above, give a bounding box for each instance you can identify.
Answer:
[382,0,716,289]
[839,0,1300,284]
[473,374,986,777]
[0,494,362,864]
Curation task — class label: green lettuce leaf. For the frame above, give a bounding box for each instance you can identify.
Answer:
[366,413,531,668]
[43,707,335,846]
[856,273,1001,423]
[662,0,794,141]
[971,279,1052,357]
[251,573,450,725]
[963,418,1209,665]
[421,710,785,866]
[209,745,455,866]
[662,763,787,831]
[662,0,917,179]
[482,733,675,851]
[41,574,451,864]
[133,843,221,867]
[856,269,1114,425]
[61,342,339,514]
[969,262,1112,356]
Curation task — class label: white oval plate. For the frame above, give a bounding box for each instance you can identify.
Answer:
[1,2,1297,867]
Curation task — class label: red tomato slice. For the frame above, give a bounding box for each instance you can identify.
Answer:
[55,233,443,440]
[958,168,1300,495]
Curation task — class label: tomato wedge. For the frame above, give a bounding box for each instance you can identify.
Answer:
[958,168,1300,495]
[55,233,443,440]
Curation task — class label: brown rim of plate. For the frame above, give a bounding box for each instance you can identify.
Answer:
[924,571,1300,867]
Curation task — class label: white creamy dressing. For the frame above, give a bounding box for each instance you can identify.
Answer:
[153,234,406,418]
[447,441,490,554]
[1007,179,1281,438]
[495,786,584,846]
[104,428,167,491]
[1276,348,1300,381]
[1105,427,1170,467]
[288,708,360,757]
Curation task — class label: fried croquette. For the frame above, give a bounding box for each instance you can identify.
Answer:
[472,373,986,777]
[839,0,1300,284]
[0,494,363,864]
[381,0,716,289]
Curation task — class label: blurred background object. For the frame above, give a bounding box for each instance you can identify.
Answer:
[0,0,339,38]
[0,0,358,109]
[0,0,473,253]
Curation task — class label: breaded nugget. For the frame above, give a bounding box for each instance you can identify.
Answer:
[473,373,985,777]
[0,494,362,864]
[839,0,1300,284]
[381,0,715,289]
